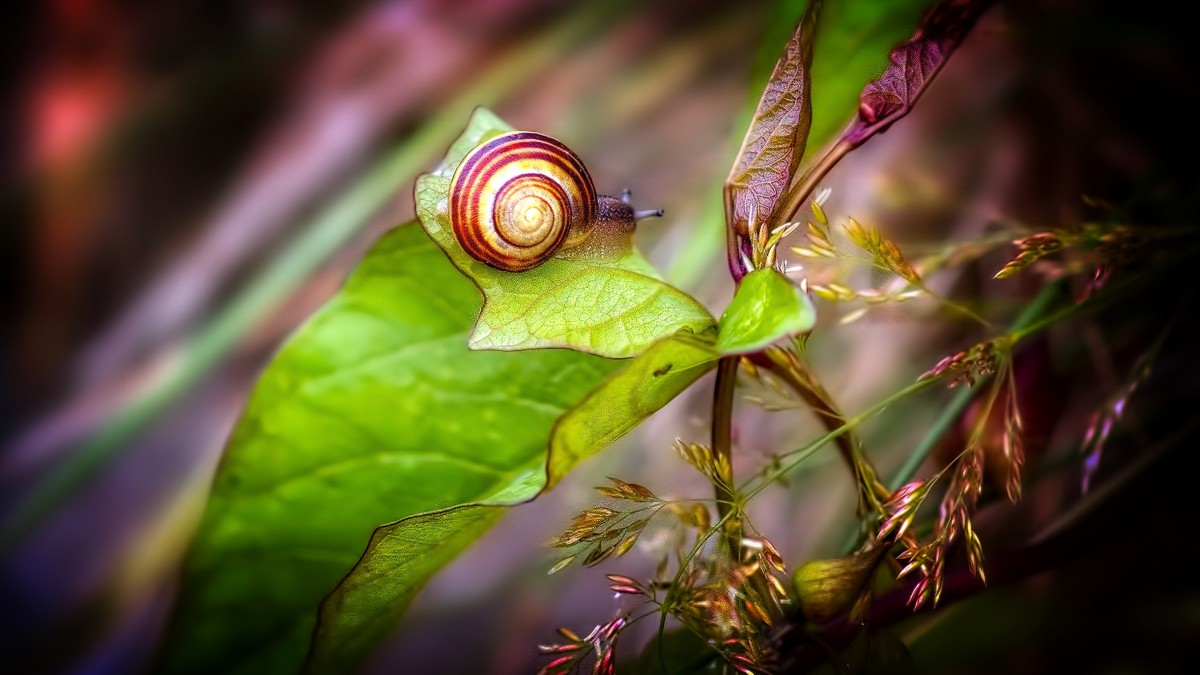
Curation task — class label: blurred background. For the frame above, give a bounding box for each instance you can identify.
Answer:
[3,0,1199,673]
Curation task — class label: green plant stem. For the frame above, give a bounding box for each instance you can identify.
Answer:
[711,356,741,552]
[745,265,1119,504]
[830,265,1185,553]
[916,282,993,328]
[740,267,1179,557]
[658,507,737,671]
[664,277,1079,663]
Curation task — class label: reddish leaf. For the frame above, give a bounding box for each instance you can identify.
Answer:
[844,0,992,146]
[724,0,822,278]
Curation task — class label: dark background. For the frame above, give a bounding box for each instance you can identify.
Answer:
[3,0,1199,672]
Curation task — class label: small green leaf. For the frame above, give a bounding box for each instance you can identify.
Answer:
[716,268,815,354]
[417,108,714,358]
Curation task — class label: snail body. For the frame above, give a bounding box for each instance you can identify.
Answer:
[449,131,659,272]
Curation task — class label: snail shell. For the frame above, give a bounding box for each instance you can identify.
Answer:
[449,131,597,272]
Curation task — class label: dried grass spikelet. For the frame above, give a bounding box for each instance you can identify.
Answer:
[931,343,1059,500]
[843,218,921,284]
[674,439,732,490]
[878,481,931,543]
[1082,343,1158,493]
[789,207,929,326]
[994,232,1065,279]
[664,534,790,673]
[546,478,664,573]
[595,476,659,503]
[921,338,1004,387]
[994,222,1139,282]
[909,446,987,609]
[537,615,627,675]
[789,199,838,260]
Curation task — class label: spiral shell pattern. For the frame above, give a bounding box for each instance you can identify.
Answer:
[450,131,597,271]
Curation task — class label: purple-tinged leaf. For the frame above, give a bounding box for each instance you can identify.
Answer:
[724,1,822,279]
[858,38,942,126]
[844,0,993,146]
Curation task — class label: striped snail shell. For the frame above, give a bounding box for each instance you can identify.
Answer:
[450,131,598,272]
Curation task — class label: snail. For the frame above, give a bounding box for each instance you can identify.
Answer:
[449,130,662,272]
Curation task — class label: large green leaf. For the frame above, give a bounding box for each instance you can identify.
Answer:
[717,268,815,354]
[307,329,718,672]
[417,108,714,358]
[159,223,619,674]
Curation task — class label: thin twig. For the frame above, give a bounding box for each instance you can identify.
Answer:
[755,348,890,511]
[711,356,741,553]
